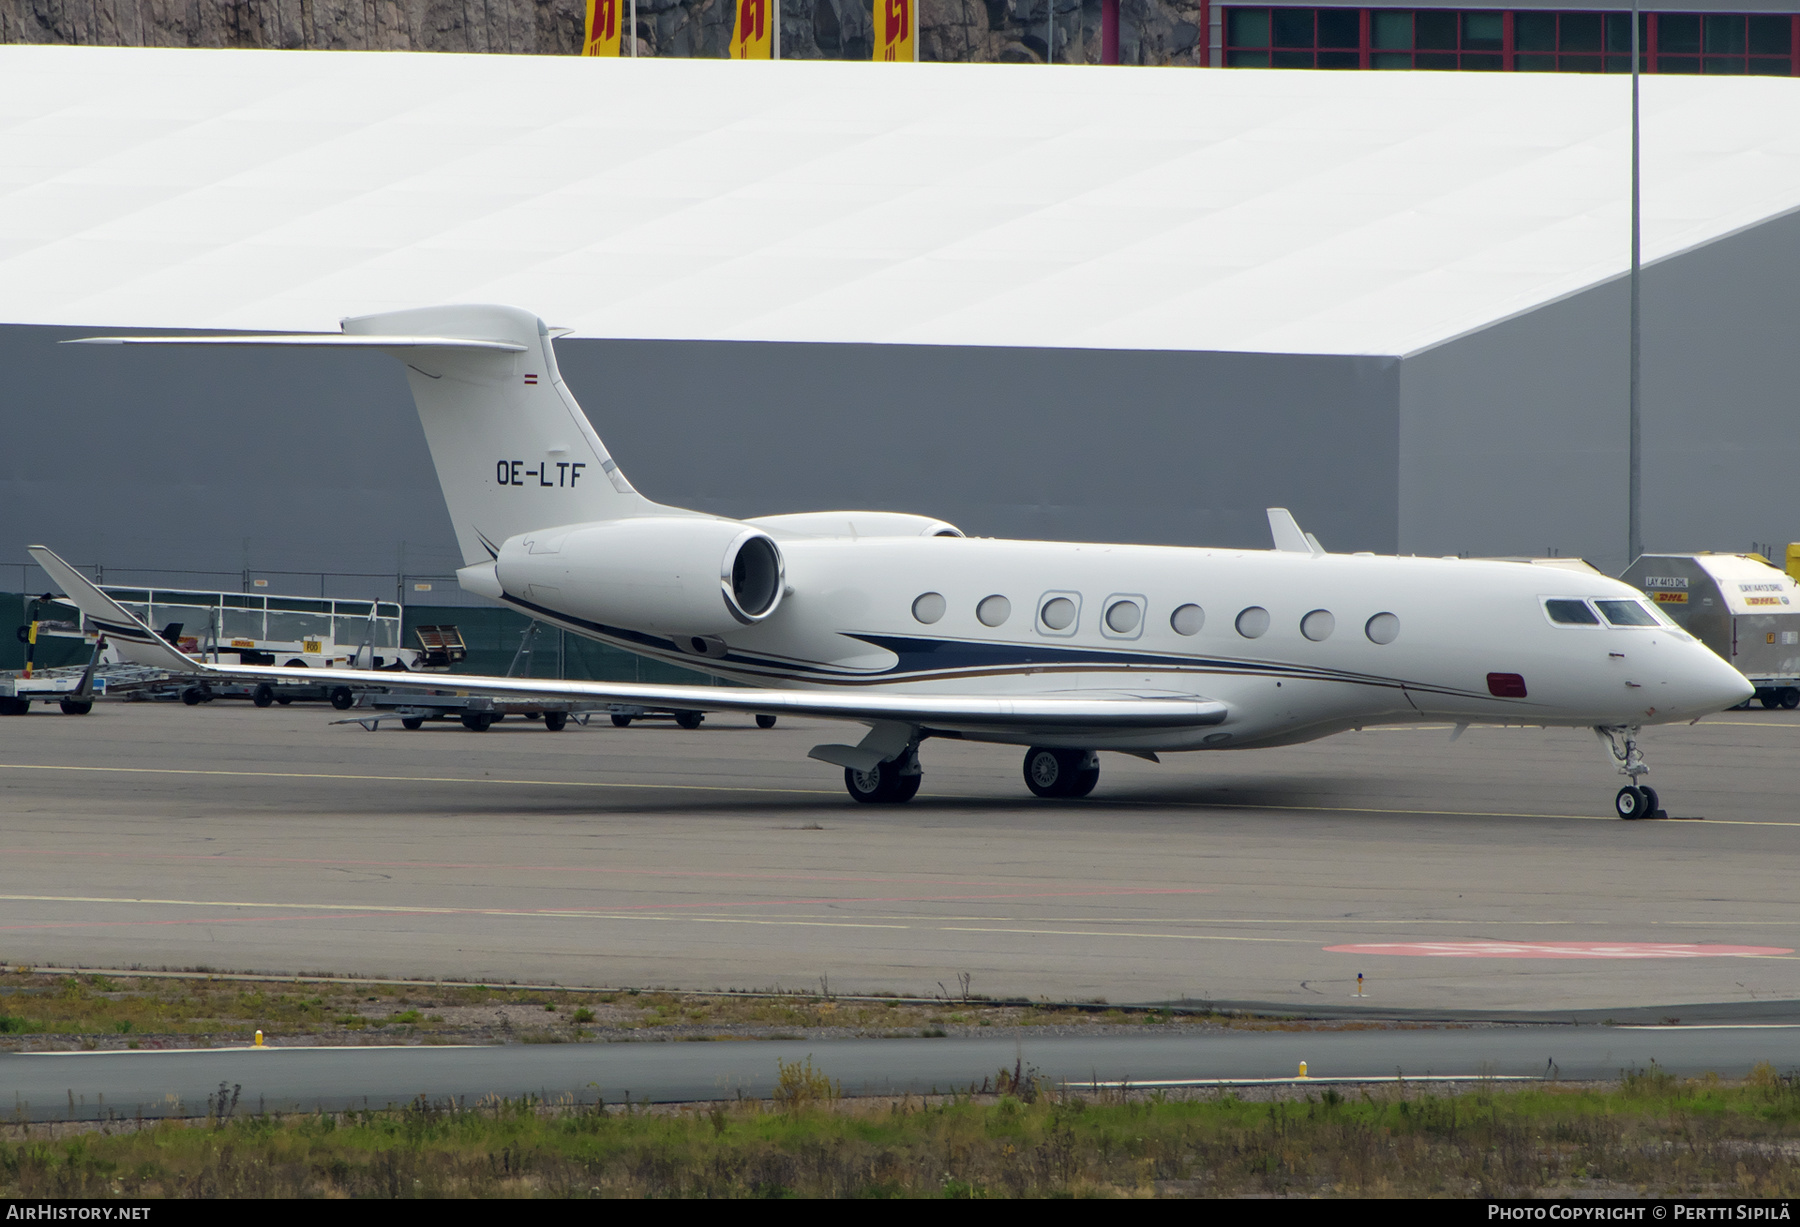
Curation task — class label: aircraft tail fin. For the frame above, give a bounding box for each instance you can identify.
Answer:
[342,305,658,565]
[26,546,198,673]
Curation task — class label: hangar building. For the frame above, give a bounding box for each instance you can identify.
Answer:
[3,42,1800,602]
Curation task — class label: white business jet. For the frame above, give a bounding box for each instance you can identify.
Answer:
[39,305,1751,817]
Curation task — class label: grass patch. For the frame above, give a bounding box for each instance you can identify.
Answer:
[6,1067,1800,1197]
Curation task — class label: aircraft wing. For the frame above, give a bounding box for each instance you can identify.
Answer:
[28,547,1227,732]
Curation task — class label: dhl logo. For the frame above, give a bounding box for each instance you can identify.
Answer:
[731,0,771,57]
[583,0,621,55]
[880,0,912,60]
[1653,592,1688,604]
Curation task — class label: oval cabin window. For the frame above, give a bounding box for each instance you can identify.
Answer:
[1105,600,1142,634]
[1365,612,1400,645]
[977,595,1011,627]
[1170,604,1205,636]
[1039,597,1077,631]
[912,592,946,625]
[1301,609,1335,642]
[1235,606,1271,639]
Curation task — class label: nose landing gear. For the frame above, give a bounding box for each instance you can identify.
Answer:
[1598,726,1666,820]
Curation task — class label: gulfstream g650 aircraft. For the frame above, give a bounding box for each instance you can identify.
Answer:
[39,304,1751,815]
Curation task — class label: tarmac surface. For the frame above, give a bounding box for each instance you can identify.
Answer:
[10,1026,1800,1122]
[0,702,1796,1016]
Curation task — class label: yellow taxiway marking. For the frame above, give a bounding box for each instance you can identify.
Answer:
[2,762,1798,826]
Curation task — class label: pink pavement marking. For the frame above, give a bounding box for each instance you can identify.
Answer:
[1325,941,1793,959]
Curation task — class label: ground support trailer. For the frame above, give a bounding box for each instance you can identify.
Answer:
[1621,552,1800,708]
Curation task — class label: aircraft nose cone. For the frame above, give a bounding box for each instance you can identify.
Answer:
[1696,653,1755,714]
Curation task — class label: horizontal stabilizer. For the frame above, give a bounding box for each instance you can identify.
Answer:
[67,335,525,352]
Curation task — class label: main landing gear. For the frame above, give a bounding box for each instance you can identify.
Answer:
[1597,725,1666,820]
[1022,748,1100,799]
[844,747,922,804]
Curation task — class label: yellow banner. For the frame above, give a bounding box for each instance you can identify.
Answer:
[583,0,622,55]
[876,0,914,61]
[730,0,773,58]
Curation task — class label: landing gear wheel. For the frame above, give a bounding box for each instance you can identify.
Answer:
[611,714,633,728]
[1616,785,1650,819]
[401,717,424,731]
[543,711,567,732]
[460,711,494,732]
[59,699,92,716]
[844,758,920,804]
[1023,748,1098,798]
[329,686,354,711]
[674,710,704,730]
[181,687,205,706]
[756,714,777,729]
[252,684,274,708]
[1639,785,1661,817]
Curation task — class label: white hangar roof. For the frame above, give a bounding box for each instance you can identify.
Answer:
[3,44,1799,357]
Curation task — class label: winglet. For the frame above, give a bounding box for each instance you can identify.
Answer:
[1267,509,1326,558]
[25,546,199,674]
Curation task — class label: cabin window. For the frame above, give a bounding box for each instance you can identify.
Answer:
[1036,592,1081,636]
[1544,598,1600,626]
[1170,604,1205,636]
[1365,612,1400,644]
[1040,597,1077,630]
[912,592,946,625]
[1300,609,1335,642]
[1596,599,1658,628]
[977,595,1011,627]
[1236,606,1271,639]
[1103,598,1143,636]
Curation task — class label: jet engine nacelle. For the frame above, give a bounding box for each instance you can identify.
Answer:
[494,516,786,637]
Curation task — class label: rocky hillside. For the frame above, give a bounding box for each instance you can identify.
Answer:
[0,0,1204,64]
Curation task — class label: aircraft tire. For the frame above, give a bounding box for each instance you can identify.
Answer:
[543,711,568,732]
[401,717,424,730]
[329,687,354,711]
[1639,785,1661,817]
[1615,785,1649,819]
[1067,766,1100,799]
[460,710,494,732]
[674,710,704,730]
[59,699,92,716]
[252,684,274,708]
[845,759,917,804]
[611,714,633,728]
[1023,747,1085,798]
[756,714,777,729]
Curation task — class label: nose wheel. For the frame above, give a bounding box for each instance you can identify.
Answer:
[1615,784,1661,820]
[1598,726,1667,820]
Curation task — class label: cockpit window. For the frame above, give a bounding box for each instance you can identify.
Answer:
[1596,599,1658,628]
[1545,599,1600,625]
